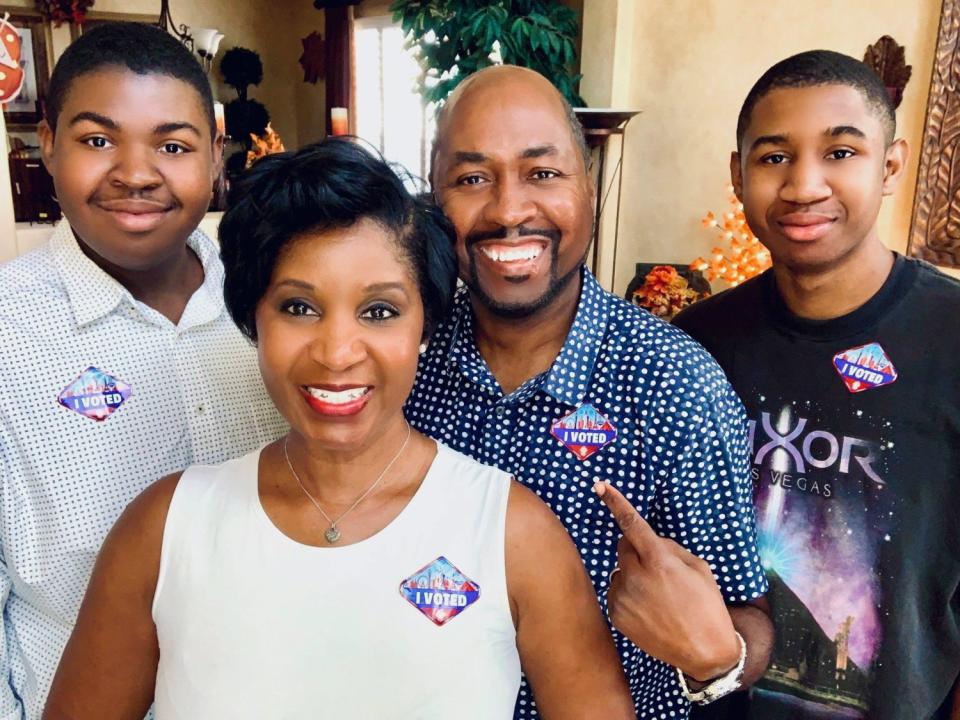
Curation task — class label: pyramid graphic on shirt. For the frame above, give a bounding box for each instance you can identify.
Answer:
[755,571,870,715]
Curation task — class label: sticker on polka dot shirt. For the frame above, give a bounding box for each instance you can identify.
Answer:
[58,366,132,422]
[550,403,617,460]
[399,556,480,626]
[832,342,898,393]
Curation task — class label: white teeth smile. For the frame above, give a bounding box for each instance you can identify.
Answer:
[480,246,543,263]
[305,387,370,405]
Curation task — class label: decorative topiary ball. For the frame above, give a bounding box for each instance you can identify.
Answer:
[220,47,263,98]
[224,98,270,146]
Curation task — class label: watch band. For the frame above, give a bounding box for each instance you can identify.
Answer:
[676,631,747,705]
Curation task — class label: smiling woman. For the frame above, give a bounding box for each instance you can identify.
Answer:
[252,215,430,452]
[42,138,636,720]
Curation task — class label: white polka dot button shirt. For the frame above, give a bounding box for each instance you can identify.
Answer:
[406,269,767,719]
[0,221,287,719]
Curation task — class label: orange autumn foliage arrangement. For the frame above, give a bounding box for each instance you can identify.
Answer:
[246,123,286,168]
[631,266,704,320]
[691,188,771,287]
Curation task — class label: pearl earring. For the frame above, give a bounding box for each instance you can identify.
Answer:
[418,343,428,355]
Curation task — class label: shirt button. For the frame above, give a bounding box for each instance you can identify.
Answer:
[196,404,205,415]
[495,406,506,418]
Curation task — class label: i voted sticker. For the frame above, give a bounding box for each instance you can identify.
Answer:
[58,366,131,421]
[399,556,480,626]
[550,403,617,460]
[832,342,898,393]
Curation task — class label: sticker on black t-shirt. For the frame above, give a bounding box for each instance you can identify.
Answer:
[832,342,898,393]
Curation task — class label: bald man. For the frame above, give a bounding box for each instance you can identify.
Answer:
[404,66,772,719]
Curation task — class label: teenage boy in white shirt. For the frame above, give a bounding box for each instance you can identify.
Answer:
[0,22,285,718]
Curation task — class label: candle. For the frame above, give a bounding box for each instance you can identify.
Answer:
[213,101,226,138]
[330,106,348,136]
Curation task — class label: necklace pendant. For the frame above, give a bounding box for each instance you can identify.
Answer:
[324,526,342,544]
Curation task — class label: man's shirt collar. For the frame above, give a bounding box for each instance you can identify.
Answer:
[444,267,609,406]
[543,268,608,405]
[50,219,225,329]
[446,292,502,396]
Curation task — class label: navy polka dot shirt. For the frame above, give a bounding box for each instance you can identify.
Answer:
[405,269,767,719]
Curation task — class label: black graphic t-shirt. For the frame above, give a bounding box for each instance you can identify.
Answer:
[674,255,960,720]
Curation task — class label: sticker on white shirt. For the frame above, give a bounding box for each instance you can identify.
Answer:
[399,556,480,626]
[550,403,617,460]
[58,366,132,421]
[832,342,898,393]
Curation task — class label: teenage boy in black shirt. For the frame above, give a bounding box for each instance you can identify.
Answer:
[676,50,960,720]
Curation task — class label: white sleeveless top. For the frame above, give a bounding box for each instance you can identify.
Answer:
[151,442,520,719]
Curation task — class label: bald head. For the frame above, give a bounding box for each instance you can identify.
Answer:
[427,64,596,321]
[431,65,589,184]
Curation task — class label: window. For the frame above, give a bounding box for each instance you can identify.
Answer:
[354,15,436,184]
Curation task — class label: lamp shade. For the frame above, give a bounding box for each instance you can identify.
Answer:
[192,28,224,59]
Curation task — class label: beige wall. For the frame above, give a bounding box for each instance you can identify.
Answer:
[581,0,952,293]
[245,1,326,149]
[1,0,325,148]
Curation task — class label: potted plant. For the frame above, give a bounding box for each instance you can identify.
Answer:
[390,0,584,106]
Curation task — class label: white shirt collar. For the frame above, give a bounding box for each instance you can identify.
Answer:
[48,218,226,329]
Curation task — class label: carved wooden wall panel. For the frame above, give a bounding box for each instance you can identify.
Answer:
[909,0,960,268]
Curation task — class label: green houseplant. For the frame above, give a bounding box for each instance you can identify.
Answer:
[390,0,585,106]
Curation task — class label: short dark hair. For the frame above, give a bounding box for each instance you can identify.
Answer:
[46,22,215,136]
[220,138,458,342]
[736,50,896,151]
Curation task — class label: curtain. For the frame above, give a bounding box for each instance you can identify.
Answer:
[324,4,356,135]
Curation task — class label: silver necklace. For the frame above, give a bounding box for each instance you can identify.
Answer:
[282,422,412,544]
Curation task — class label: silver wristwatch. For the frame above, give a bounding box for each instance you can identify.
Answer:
[676,631,746,705]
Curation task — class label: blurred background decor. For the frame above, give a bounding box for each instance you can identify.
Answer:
[691,187,771,288]
[220,46,270,178]
[35,0,93,26]
[245,122,285,168]
[2,9,49,125]
[909,0,960,269]
[628,264,709,320]
[390,0,584,107]
[862,35,911,108]
[299,30,324,84]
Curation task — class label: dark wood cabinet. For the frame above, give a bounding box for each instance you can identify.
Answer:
[8,154,61,223]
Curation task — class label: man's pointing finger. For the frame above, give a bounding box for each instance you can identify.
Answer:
[593,480,659,556]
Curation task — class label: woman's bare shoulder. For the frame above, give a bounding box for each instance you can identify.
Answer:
[100,471,184,570]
